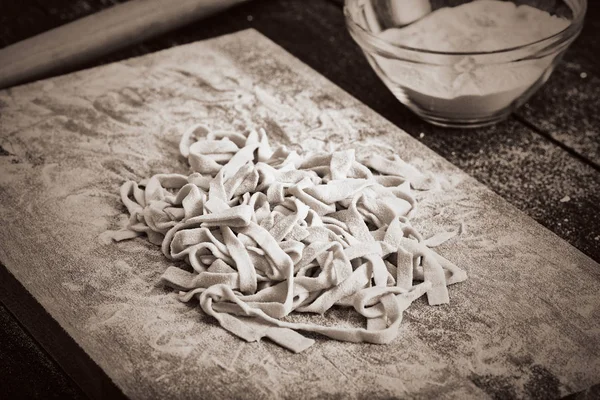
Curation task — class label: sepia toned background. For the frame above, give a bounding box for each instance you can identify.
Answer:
[1,1,599,399]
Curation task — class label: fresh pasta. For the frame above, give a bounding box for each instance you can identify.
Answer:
[109,125,467,353]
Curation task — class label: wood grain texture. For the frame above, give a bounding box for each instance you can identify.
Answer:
[0,0,251,89]
[517,62,600,168]
[0,304,88,400]
[514,5,600,168]
[2,0,598,263]
[0,29,599,399]
[0,266,127,400]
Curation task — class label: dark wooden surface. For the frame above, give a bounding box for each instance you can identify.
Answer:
[0,0,598,398]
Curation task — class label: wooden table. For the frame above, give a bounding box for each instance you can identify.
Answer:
[1,1,598,398]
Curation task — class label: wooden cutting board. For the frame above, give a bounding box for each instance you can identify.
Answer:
[1,29,598,399]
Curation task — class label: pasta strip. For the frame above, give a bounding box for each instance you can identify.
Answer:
[107,126,467,352]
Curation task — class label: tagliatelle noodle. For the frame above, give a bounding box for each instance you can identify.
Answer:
[108,126,467,353]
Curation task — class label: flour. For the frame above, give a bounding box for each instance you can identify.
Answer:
[380,1,570,53]
[374,0,571,115]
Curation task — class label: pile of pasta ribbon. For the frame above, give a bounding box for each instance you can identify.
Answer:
[111,126,467,352]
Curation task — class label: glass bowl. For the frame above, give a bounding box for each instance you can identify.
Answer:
[344,0,587,128]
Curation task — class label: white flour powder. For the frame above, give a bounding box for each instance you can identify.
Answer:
[373,0,571,116]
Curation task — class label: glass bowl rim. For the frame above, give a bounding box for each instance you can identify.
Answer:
[343,0,587,56]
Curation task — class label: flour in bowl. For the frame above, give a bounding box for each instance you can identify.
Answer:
[373,0,571,117]
[380,0,570,52]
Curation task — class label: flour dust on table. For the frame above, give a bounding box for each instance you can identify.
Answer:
[2,30,598,399]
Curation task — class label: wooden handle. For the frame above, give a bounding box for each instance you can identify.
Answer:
[0,0,250,89]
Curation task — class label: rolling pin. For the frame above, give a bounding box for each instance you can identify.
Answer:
[0,0,251,89]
